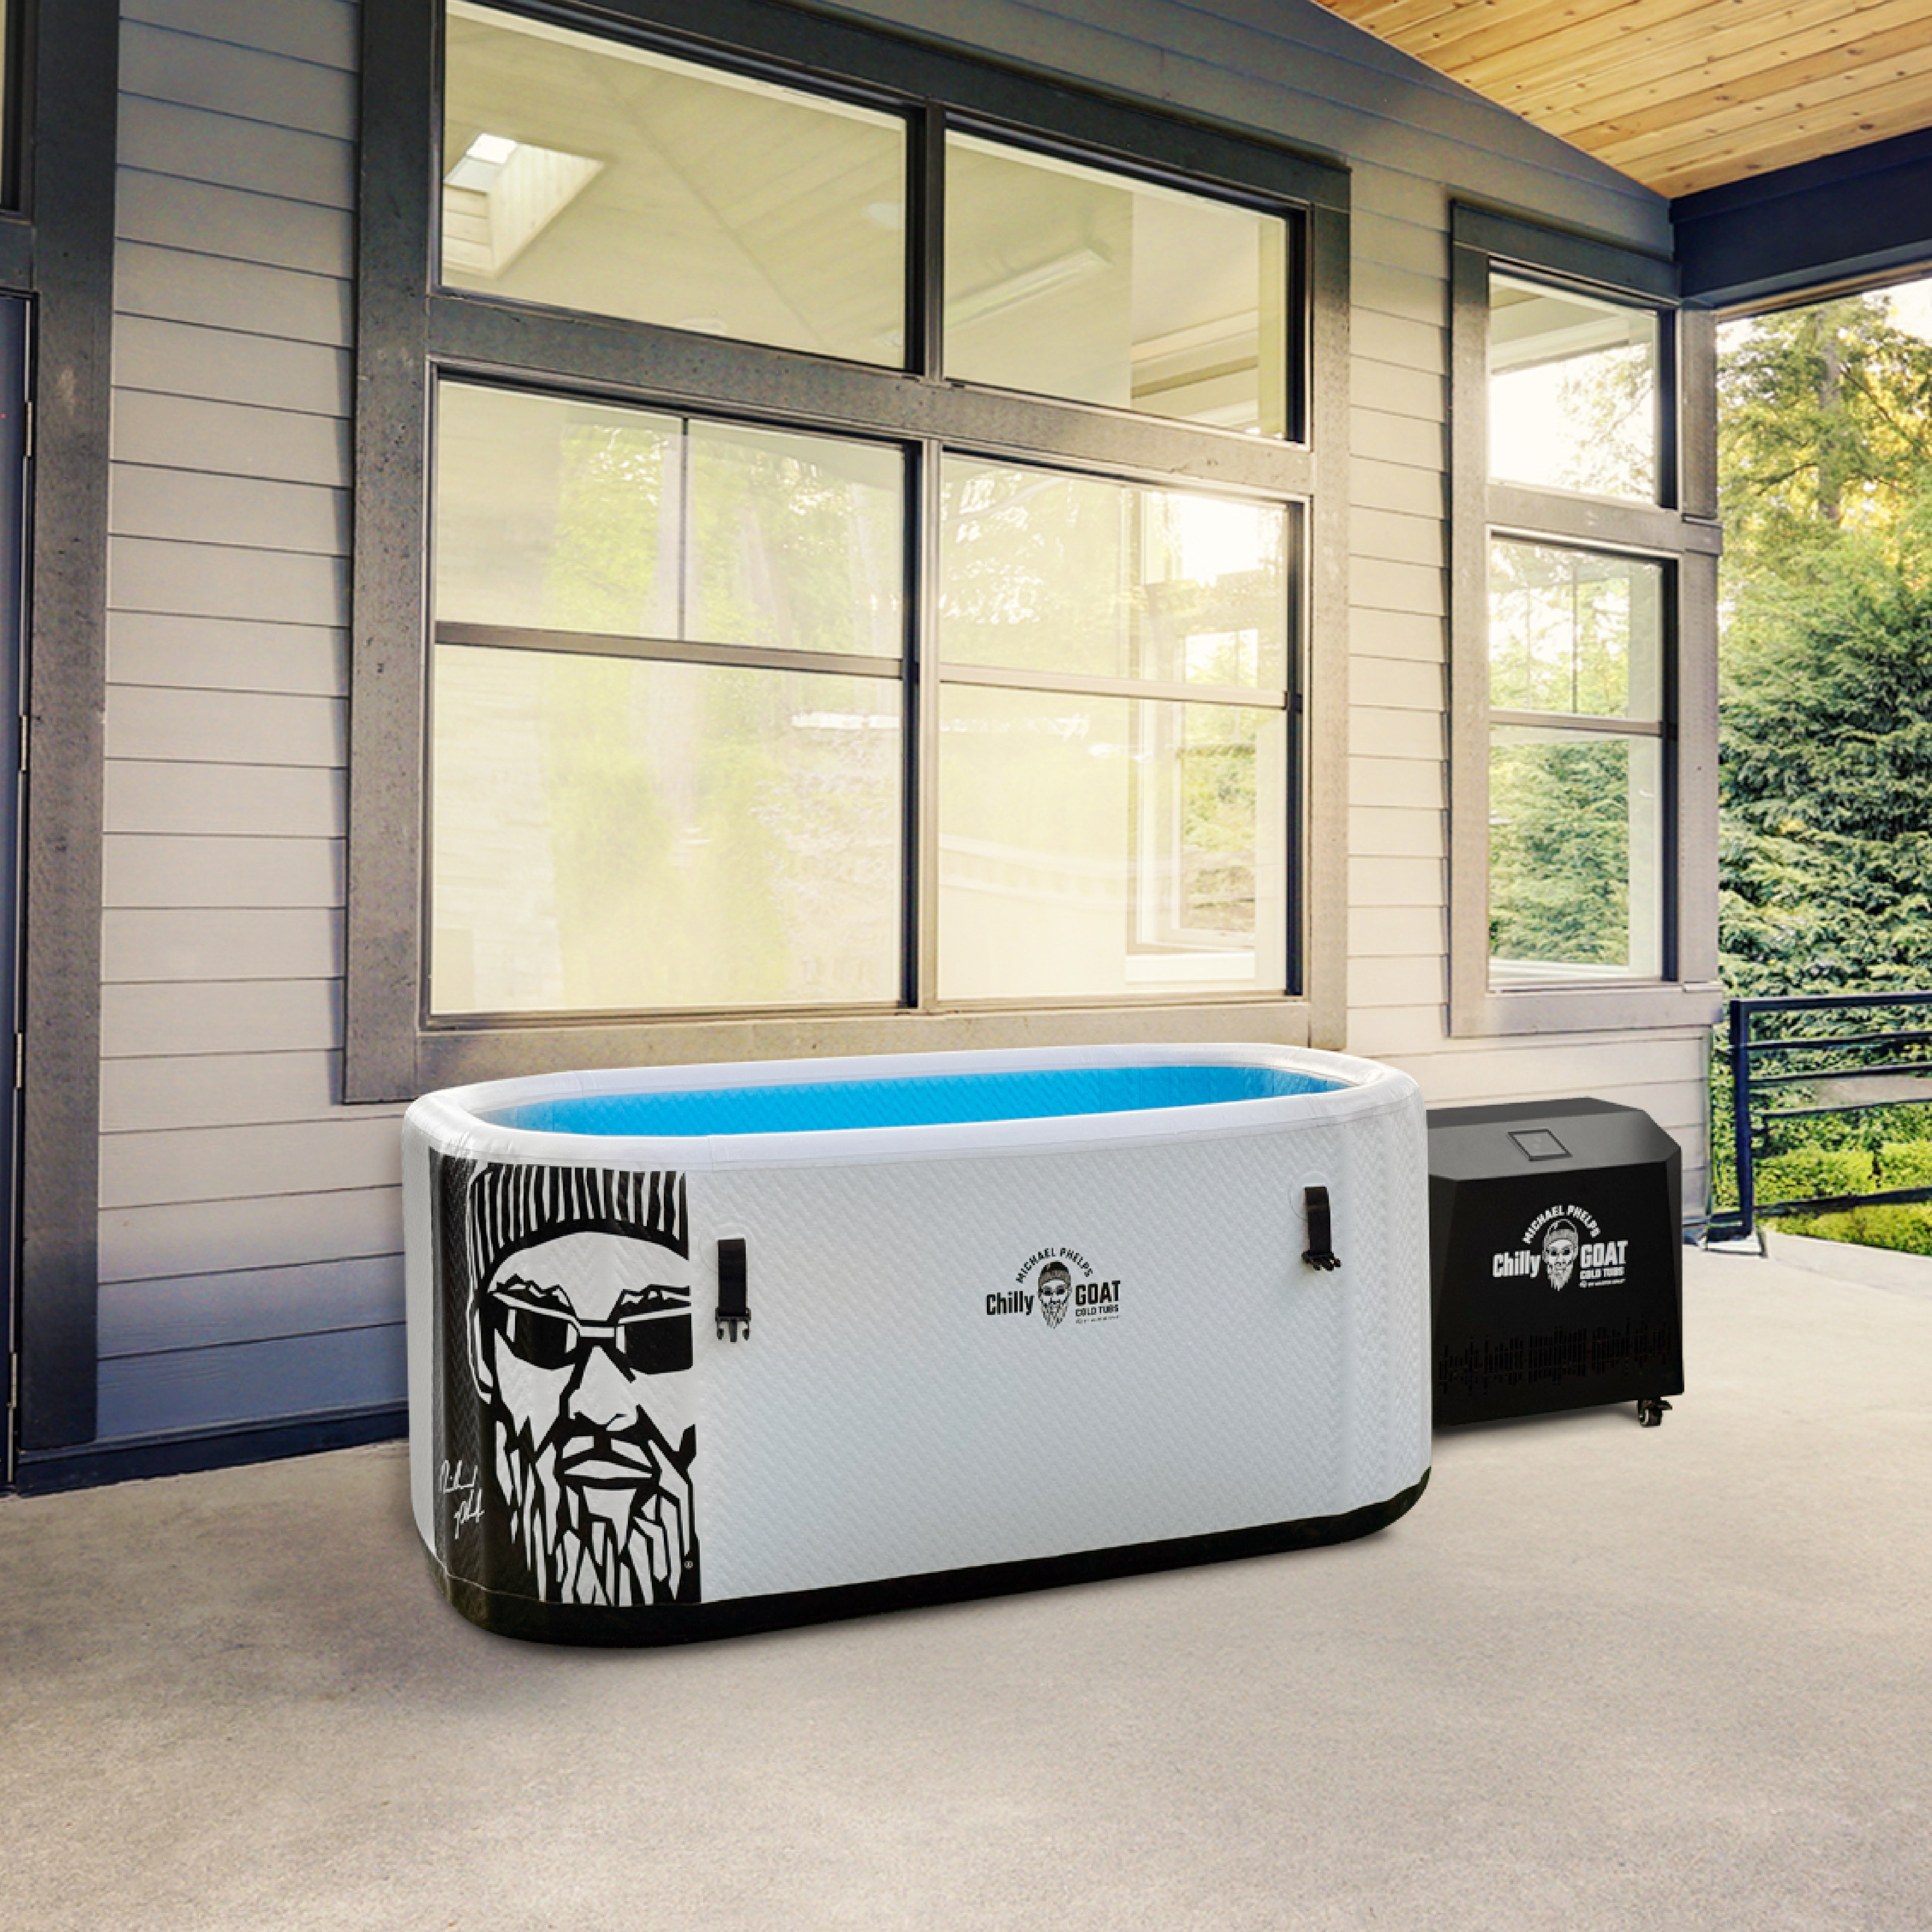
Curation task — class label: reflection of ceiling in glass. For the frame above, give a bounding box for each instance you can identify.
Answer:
[1488,275,1658,501]
[442,134,603,280]
[1489,276,1654,378]
[442,1,906,364]
[944,134,1286,434]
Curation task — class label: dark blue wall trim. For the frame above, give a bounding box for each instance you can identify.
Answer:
[17,0,119,1455]
[9,1403,407,1495]
[1675,125,1932,308]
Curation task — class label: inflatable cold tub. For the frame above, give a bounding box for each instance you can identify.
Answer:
[403,1043,1431,1644]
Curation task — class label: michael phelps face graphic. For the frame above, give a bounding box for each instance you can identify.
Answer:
[1542,1219,1579,1293]
[464,1168,700,1607]
[1037,1260,1072,1328]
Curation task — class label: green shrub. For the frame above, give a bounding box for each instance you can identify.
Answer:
[1756,1145,1875,1204]
[1878,1139,1932,1190]
[1779,1204,1932,1256]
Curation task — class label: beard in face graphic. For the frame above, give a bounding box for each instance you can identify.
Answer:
[467,1223,699,1608]
[1542,1220,1579,1293]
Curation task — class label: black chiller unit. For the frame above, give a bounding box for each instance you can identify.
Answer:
[1428,1099,1684,1427]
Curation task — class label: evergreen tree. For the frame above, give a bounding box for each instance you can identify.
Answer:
[1719,291,1932,995]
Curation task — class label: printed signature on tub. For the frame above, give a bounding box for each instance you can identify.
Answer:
[440,1458,485,1529]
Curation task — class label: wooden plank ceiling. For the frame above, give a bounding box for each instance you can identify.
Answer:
[1315,0,1932,198]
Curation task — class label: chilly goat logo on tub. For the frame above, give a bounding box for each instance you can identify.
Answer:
[1493,1204,1628,1292]
[989,1247,1121,1326]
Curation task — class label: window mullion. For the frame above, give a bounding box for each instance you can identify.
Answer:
[913,437,944,1011]
[1488,709,1662,738]
[1486,486,1713,556]
[938,662,1288,709]
[906,111,942,1011]
[433,623,904,681]
[915,103,945,382]
[425,300,1312,494]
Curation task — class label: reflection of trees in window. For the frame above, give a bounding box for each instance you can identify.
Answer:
[1485,538,1662,982]
[1547,344,1655,501]
[1178,707,1259,937]
[940,466,1134,675]
[687,426,901,656]
[528,658,900,1010]
[1489,545,1636,716]
[940,464,1284,685]
[541,415,902,652]
[544,421,675,636]
[1488,738,1630,968]
[491,415,905,1011]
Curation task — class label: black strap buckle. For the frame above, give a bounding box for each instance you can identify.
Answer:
[1302,1186,1340,1272]
[716,1236,750,1342]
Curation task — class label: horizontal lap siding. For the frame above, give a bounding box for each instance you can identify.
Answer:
[97,1326,406,1440]
[100,0,398,1441]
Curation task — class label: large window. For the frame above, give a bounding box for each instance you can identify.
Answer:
[1449,207,1721,1036]
[349,0,1348,1095]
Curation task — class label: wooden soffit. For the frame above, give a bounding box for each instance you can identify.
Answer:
[1315,0,1932,199]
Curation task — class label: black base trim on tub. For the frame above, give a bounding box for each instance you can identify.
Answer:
[10,1402,408,1495]
[427,1469,1430,1646]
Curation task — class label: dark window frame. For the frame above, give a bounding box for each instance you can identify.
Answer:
[1448,203,1723,1038]
[349,0,1352,1101]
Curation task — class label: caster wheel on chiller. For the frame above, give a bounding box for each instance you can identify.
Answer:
[1636,1397,1672,1428]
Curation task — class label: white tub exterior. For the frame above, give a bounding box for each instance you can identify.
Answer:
[404,1042,1429,1636]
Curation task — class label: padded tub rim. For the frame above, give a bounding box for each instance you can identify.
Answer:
[406,1040,1419,1170]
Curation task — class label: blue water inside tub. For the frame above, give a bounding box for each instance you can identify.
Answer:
[485,1064,1340,1138]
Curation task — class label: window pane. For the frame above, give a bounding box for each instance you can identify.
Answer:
[686,420,904,658]
[944,134,1288,434]
[1488,727,1662,985]
[431,649,902,1014]
[940,459,1287,685]
[937,685,1286,1000]
[1488,540,1664,719]
[435,383,903,656]
[435,383,679,635]
[443,1,906,365]
[1489,273,1660,501]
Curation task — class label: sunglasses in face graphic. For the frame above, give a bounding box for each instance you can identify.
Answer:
[467,1228,698,1607]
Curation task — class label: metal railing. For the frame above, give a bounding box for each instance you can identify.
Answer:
[1713,989,1932,1241]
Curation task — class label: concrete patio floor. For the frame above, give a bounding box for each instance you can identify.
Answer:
[3,1242,1929,1931]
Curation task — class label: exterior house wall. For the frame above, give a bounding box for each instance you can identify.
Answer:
[97,0,404,1439]
[86,0,1706,1449]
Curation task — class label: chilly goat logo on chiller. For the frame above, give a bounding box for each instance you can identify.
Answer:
[1492,1204,1628,1292]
